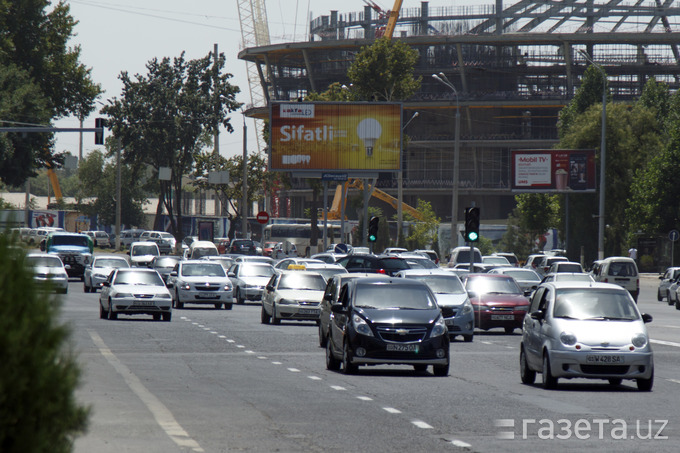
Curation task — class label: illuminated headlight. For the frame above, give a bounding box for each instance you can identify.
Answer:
[560,331,577,346]
[430,316,447,338]
[352,314,374,337]
[632,333,647,348]
[278,299,295,305]
[459,300,473,316]
[180,283,191,290]
[156,293,172,299]
[113,292,132,298]
[223,285,231,291]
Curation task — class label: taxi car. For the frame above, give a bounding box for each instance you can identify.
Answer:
[261,271,327,324]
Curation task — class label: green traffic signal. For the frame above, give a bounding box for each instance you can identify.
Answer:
[467,231,478,242]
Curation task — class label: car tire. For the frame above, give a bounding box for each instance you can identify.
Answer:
[271,304,281,325]
[261,305,270,324]
[463,334,473,343]
[214,303,223,309]
[162,312,172,322]
[637,370,653,391]
[84,281,90,293]
[668,294,675,306]
[107,300,117,320]
[520,347,536,384]
[99,302,106,319]
[318,324,327,348]
[608,378,622,386]
[413,364,428,373]
[342,341,357,374]
[224,303,233,310]
[657,289,663,301]
[175,290,184,309]
[236,288,244,305]
[153,314,161,321]
[675,299,680,311]
[433,362,449,377]
[542,353,557,389]
[326,337,341,371]
[504,327,514,334]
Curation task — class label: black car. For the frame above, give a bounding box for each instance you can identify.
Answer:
[229,239,257,255]
[335,254,410,276]
[325,277,450,376]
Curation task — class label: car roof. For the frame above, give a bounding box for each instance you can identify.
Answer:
[397,269,455,276]
[352,277,430,287]
[539,281,625,290]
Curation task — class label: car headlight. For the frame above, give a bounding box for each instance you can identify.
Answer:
[459,299,473,315]
[223,285,231,291]
[474,303,488,311]
[632,333,647,348]
[431,316,447,338]
[113,292,132,298]
[560,331,577,346]
[156,293,172,299]
[352,314,374,337]
[515,305,529,312]
[180,283,191,290]
[93,272,107,279]
[278,298,295,305]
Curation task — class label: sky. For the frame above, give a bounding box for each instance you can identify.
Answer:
[55,0,466,160]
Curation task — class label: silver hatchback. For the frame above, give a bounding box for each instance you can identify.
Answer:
[520,281,653,391]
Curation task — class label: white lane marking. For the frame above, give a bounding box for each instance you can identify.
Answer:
[651,339,680,348]
[356,396,373,401]
[383,407,401,414]
[245,350,255,354]
[667,379,680,385]
[218,335,226,339]
[198,325,205,328]
[87,330,204,452]
[226,340,235,343]
[209,331,218,334]
[192,322,199,325]
[257,356,267,360]
[330,385,346,391]
[412,420,433,429]
[481,341,493,345]
[657,324,680,329]
[451,439,472,448]
[288,368,300,372]
[236,345,245,349]
[272,361,282,365]
[308,376,322,381]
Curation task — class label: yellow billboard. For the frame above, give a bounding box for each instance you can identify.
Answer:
[269,102,402,172]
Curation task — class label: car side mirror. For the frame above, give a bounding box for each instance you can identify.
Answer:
[641,313,653,323]
[524,289,533,297]
[170,271,177,277]
[228,272,235,277]
[467,291,477,299]
[530,310,544,321]
[331,304,346,314]
[266,284,274,291]
[659,275,664,279]
[64,264,71,270]
[102,281,110,287]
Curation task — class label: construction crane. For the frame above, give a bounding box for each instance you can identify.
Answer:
[328,179,424,221]
[46,163,63,206]
[364,0,403,39]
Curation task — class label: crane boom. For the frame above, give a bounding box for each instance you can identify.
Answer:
[327,178,423,221]
[383,0,403,39]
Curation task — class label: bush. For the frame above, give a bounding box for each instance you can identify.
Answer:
[0,234,89,452]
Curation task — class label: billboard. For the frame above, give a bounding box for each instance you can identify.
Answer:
[511,149,596,193]
[269,101,402,172]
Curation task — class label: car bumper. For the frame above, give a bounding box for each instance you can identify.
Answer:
[476,310,527,330]
[178,289,233,303]
[34,276,69,292]
[276,304,321,320]
[444,312,474,337]
[241,287,265,300]
[548,349,653,380]
[348,333,449,366]
[110,298,172,314]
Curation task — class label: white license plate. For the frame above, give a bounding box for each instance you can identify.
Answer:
[299,308,318,315]
[491,314,515,320]
[386,343,419,352]
[586,354,624,364]
[197,292,218,299]
[445,319,456,326]
[134,301,155,307]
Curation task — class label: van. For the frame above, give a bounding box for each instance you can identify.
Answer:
[447,246,482,268]
[186,240,219,260]
[129,241,160,267]
[592,256,640,301]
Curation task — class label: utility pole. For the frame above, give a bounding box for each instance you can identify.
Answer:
[242,114,249,239]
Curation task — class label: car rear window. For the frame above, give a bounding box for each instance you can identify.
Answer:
[377,258,409,270]
[607,262,637,277]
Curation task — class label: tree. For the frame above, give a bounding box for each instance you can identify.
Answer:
[402,199,440,250]
[0,1,101,185]
[102,51,241,241]
[0,236,89,452]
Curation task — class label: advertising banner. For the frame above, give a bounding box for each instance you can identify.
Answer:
[269,102,402,172]
[511,149,596,192]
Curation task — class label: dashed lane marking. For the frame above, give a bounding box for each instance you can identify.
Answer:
[383,407,401,414]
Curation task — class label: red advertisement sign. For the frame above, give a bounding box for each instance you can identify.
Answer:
[511,149,596,192]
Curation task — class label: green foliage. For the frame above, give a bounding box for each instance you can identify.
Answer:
[515,193,560,239]
[347,38,422,101]
[499,210,538,261]
[403,199,440,250]
[558,64,609,138]
[0,235,90,452]
[476,235,496,256]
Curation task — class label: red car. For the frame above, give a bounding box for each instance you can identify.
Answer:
[262,241,278,257]
[463,274,530,334]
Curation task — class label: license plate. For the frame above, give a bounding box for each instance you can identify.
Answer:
[386,343,419,352]
[299,308,317,315]
[134,301,155,307]
[445,319,456,326]
[586,354,624,364]
[197,292,218,299]
[491,314,515,320]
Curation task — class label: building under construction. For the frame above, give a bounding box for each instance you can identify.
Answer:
[238,0,680,250]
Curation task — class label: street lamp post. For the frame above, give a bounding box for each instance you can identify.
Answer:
[579,50,607,260]
[432,73,461,254]
[399,111,419,244]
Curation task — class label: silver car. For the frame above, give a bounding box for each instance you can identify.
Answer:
[261,271,327,324]
[228,262,276,304]
[84,255,130,293]
[167,260,233,310]
[520,281,654,391]
[658,267,680,302]
[99,268,172,321]
[26,253,69,294]
[487,267,542,295]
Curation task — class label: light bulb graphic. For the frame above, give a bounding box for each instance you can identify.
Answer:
[356,118,382,157]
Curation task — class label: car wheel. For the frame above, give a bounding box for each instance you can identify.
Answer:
[153,314,161,321]
[342,341,357,374]
[261,305,270,324]
[637,370,653,391]
[236,288,244,305]
[214,303,223,309]
[520,347,536,384]
[668,293,675,306]
[463,334,473,343]
[107,299,117,320]
[675,299,680,311]
[318,324,327,347]
[608,378,622,386]
[175,290,184,309]
[504,327,515,334]
[657,289,663,301]
[99,302,107,319]
[224,303,233,310]
[271,303,281,325]
[326,337,341,371]
[84,280,90,293]
[542,353,557,389]
[433,362,449,377]
[413,364,428,373]
[80,275,84,282]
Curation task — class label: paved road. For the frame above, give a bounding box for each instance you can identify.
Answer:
[57,274,680,452]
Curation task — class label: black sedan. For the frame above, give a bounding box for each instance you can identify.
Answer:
[335,254,410,276]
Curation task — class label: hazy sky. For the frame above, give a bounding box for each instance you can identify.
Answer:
[55,1,465,159]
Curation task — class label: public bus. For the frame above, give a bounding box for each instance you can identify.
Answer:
[263,223,343,255]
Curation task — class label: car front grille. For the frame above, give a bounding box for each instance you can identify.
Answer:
[440,306,457,318]
[196,284,220,291]
[133,294,154,299]
[580,365,630,375]
[376,326,427,343]
[299,301,320,306]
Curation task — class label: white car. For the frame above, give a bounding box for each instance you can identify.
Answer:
[99,268,172,321]
[261,271,327,324]
[274,257,324,271]
[129,241,160,267]
[26,253,69,294]
[167,260,233,310]
[228,262,276,304]
[83,231,110,248]
[83,255,130,293]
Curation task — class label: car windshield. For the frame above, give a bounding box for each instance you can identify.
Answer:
[354,283,437,310]
[553,289,639,320]
[555,274,593,282]
[408,275,466,294]
[132,245,159,256]
[240,265,274,277]
[483,257,509,264]
[113,271,164,286]
[27,256,62,268]
[154,258,180,267]
[182,263,226,277]
[159,233,173,239]
[278,273,327,290]
[95,258,129,268]
[557,264,582,272]
[503,270,541,281]
[405,258,438,269]
[377,258,410,270]
[51,235,90,247]
[466,276,522,295]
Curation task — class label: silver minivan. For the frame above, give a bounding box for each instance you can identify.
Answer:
[591,256,639,302]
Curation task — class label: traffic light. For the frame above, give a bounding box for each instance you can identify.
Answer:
[368,216,380,243]
[94,118,107,145]
[464,207,480,242]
